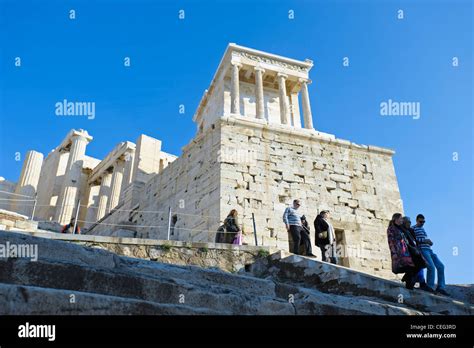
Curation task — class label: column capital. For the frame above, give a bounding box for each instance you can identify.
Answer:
[298,77,312,85]
[70,129,93,143]
[277,72,288,79]
[115,157,127,166]
[254,66,265,73]
[231,61,242,68]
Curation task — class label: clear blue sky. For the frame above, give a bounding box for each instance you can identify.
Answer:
[0,0,472,284]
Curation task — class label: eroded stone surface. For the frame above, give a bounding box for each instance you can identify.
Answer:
[0,231,471,315]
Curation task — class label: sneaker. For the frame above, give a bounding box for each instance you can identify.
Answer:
[436,288,450,297]
[419,283,435,293]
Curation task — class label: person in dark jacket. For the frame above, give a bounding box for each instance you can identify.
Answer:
[61,217,81,234]
[387,213,419,289]
[402,217,432,293]
[223,209,240,244]
[300,215,316,257]
[314,210,337,264]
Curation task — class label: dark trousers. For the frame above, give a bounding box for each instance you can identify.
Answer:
[319,244,338,264]
[290,225,312,255]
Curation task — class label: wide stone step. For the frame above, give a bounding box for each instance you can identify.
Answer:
[0,283,226,315]
[248,251,473,315]
[0,257,423,315]
[0,231,460,315]
[273,282,426,315]
[0,231,276,298]
[0,257,294,315]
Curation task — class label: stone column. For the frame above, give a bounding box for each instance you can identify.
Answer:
[106,159,125,212]
[55,133,90,224]
[299,78,313,129]
[120,151,135,202]
[11,150,44,216]
[277,73,289,125]
[95,169,112,222]
[254,66,265,119]
[230,62,242,114]
[84,183,100,228]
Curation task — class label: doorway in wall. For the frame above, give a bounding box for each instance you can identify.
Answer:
[335,228,349,267]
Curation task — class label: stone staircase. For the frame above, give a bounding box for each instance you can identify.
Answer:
[246,250,473,315]
[0,231,472,315]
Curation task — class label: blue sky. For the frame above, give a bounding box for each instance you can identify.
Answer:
[0,0,472,284]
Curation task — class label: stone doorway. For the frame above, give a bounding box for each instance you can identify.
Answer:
[335,228,349,267]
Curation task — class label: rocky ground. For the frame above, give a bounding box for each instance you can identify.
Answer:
[0,231,472,315]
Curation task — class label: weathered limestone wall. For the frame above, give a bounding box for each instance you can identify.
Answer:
[78,240,268,273]
[199,76,225,131]
[133,125,222,241]
[1,230,272,273]
[90,114,402,278]
[0,178,17,212]
[85,137,178,236]
[131,135,163,184]
[87,126,222,240]
[218,116,403,278]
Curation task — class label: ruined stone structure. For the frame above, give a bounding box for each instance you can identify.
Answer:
[1,130,177,229]
[90,44,403,278]
[1,44,404,279]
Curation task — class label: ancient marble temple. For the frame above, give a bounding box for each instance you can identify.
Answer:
[1,44,404,279]
[0,130,177,228]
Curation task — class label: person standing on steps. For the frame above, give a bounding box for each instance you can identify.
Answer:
[283,199,312,256]
[412,214,449,296]
[314,210,337,264]
[399,216,431,292]
[387,213,418,289]
[402,216,432,293]
[300,215,316,257]
[61,217,81,234]
[224,209,241,244]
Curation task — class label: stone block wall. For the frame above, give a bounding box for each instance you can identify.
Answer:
[0,178,16,212]
[131,125,222,241]
[218,116,403,278]
[86,114,403,278]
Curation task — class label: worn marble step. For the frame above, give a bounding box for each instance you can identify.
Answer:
[0,257,425,315]
[0,257,295,315]
[248,250,473,315]
[0,283,227,315]
[0,231,453,315]
[0,231,276,298]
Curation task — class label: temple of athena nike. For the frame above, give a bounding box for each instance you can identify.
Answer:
[0,44,404,279]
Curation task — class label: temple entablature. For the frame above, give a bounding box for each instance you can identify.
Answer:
[193,43,315,133]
